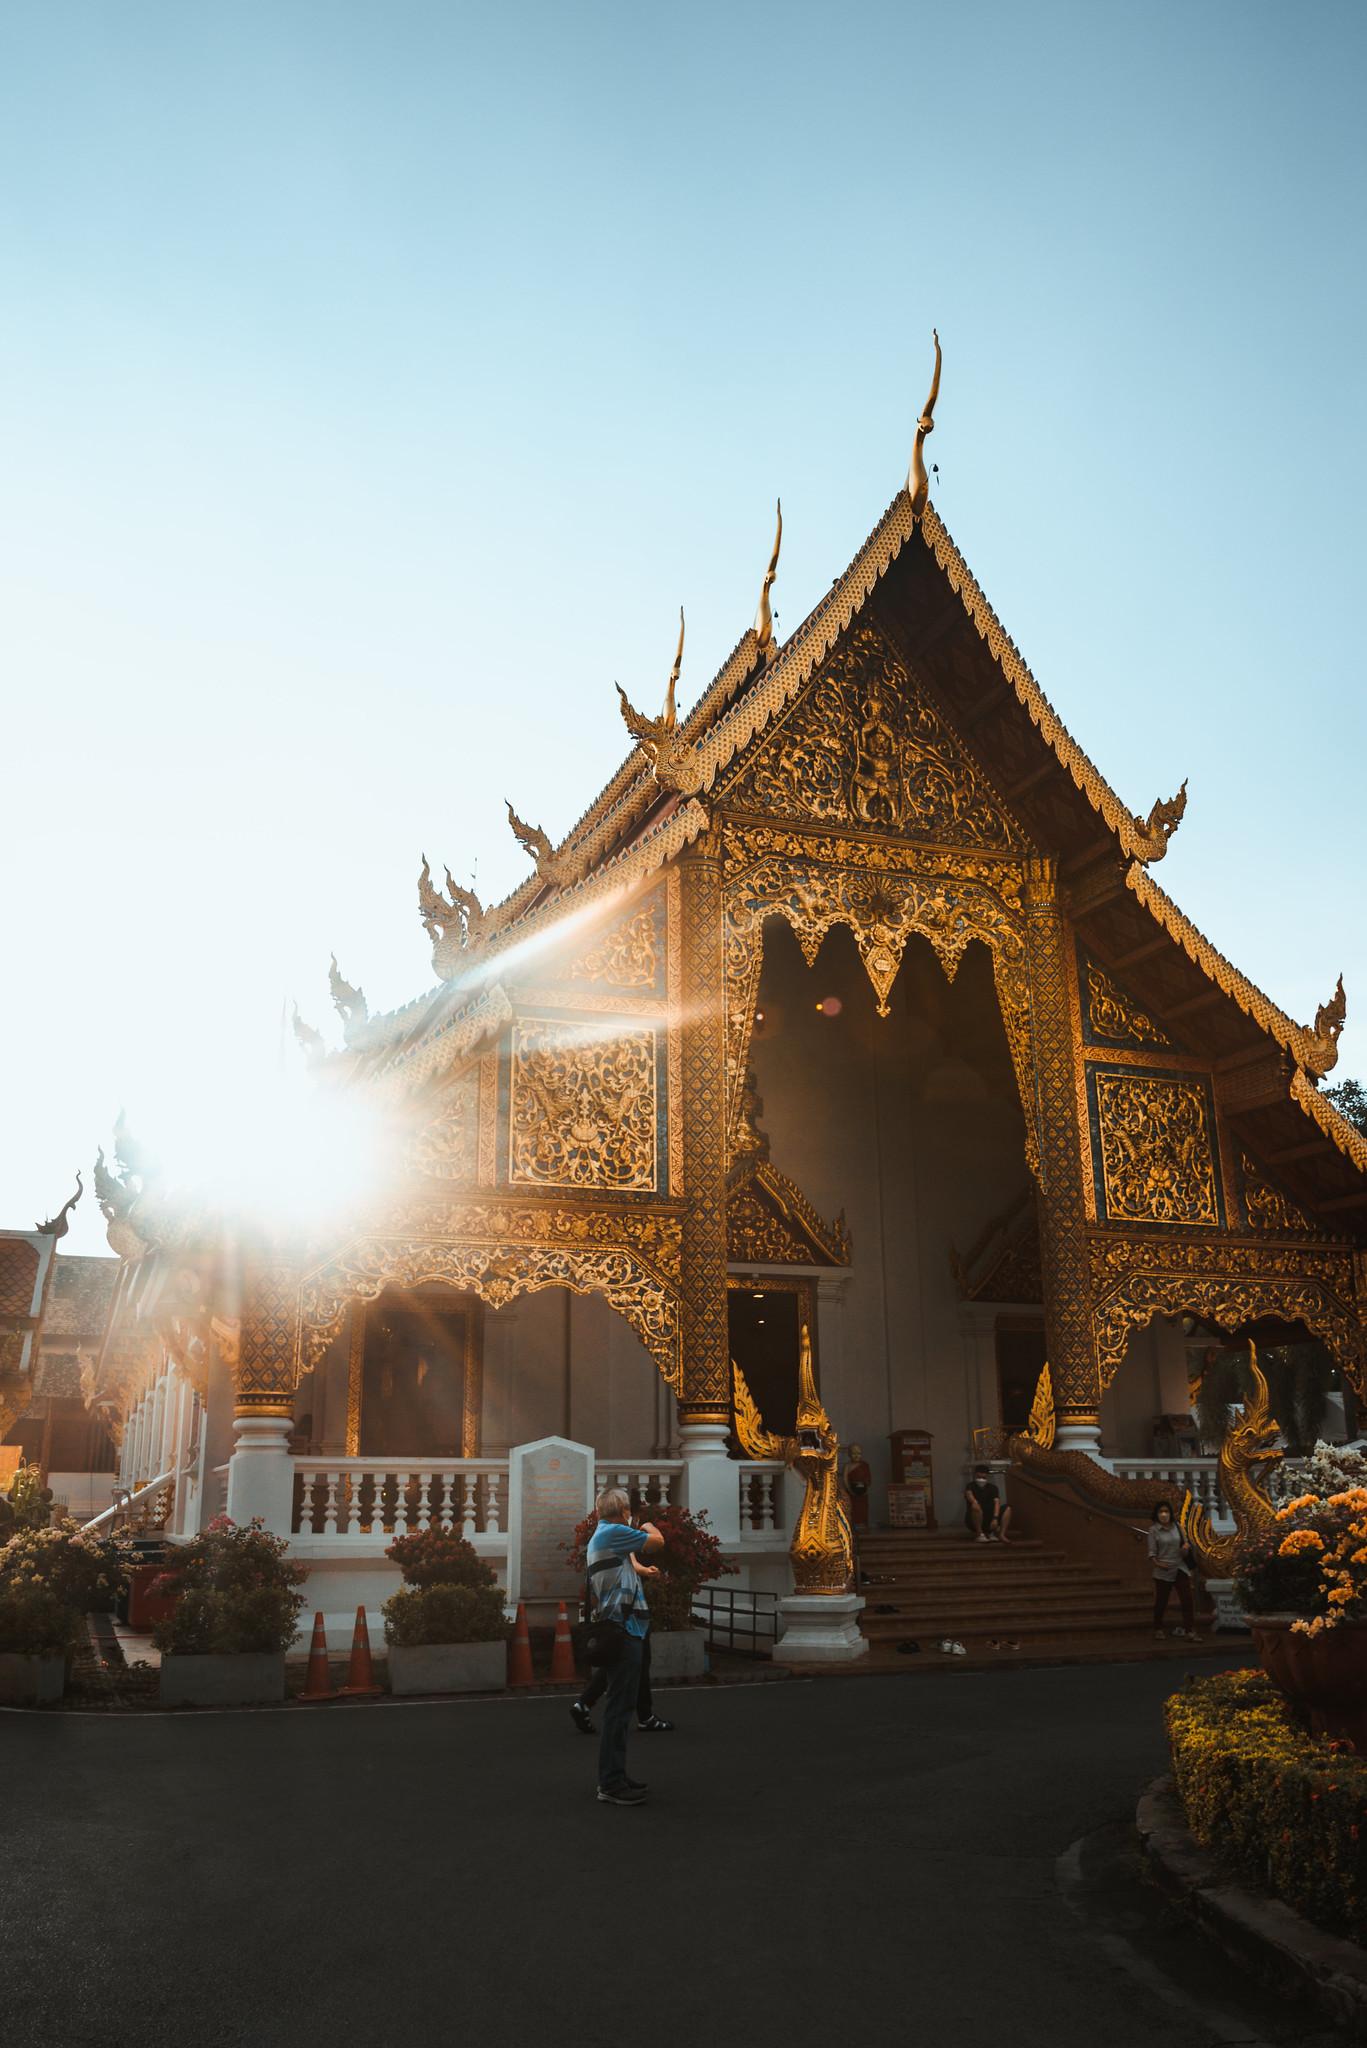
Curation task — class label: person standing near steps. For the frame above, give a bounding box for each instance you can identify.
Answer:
[1147,1500,1199,1640]
[571,1544,677,1737]
[584,1487,663,1806]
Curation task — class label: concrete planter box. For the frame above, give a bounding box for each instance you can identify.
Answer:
[387,1641,507,1696]
[649,1630,706,1681]
[159,1652,286,1708]
[0,1652,65,1707]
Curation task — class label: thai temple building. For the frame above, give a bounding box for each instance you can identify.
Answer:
[52,354,1367,1650]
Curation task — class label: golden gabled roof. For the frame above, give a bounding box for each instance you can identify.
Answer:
[1290,1069,1367,1176]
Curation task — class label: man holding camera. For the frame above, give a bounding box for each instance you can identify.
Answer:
[586,1487,664,1806]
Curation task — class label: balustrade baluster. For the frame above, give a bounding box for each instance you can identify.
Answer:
[416,1471,432,1531]
[298,1470,315,1536]
[393,1472,409,1538]
[437,1472,454,1532]
[485,1470,501,1535]
[762,1472,777,1530]
[337,1472,355,1537]
[462,1473,477,1539]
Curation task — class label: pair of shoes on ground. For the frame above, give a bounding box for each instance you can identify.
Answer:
[986,1637,1022,1651]
[597,1779,649,1806]
[896,1638,920,1654]
[937,1638,967,1656]
[571,1703,676,1736]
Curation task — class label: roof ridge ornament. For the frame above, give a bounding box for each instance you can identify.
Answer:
[36,1172,83,1239]
[907,328,942,520]
[292,1004,325,1061]
[1133,778,1188,862]
[328,954,368,1039]
[615,608,705,795]
[1303,973,1347,1079]
[754,499,783,665]
[418,854,489,977]
[505,800,585,891]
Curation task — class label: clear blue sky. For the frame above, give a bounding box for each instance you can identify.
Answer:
[3,0,1364,1254]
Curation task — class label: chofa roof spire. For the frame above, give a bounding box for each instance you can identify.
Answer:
[754,499,783,665]
[907,328,942,519]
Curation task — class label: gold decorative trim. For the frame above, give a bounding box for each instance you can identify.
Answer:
[345,1304,364,1455]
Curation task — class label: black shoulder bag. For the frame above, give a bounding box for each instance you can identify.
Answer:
[575,1553,629,1669]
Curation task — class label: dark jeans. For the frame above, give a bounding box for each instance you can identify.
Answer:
[1153,1574,1194,1629]
[598,1632,645,1791]
[582,1631,652,1722]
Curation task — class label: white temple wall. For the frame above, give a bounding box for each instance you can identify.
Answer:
[1099,1319,1193,1455]
[480,1288,661,1460]
[750,925,1032,1525]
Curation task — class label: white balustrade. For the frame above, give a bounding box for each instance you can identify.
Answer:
[1111,1457,1230,1523]
[592,1461,684,1513]
[738,1461,784,1537]
[291,1458,510,1539]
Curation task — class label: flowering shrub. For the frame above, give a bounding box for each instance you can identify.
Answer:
[3,1463,54,1531]
[386,1525,495,1591]
[0,1582,83,1657]
[383,1583,508,1647]
[565,1502,736,1631]
[0,1523,132,1613]
[151,1517,306,1656]
[1271,1440,1367,1505]
[1167,1668,1367,1942]
[1237,1485,1367,1637]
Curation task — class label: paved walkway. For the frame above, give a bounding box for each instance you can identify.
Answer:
[1,1652,1340,2047]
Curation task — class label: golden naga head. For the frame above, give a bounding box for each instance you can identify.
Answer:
[793,1322,836,1459]
[907,328,942,519]
[754,499,783,664]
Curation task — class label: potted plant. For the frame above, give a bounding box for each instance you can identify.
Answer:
[152,1516,306,1707]
[1237,1453,1367,1748]
[565,1501,735,1680]
[0,1520,133,1705]
[382,1526,509,1695]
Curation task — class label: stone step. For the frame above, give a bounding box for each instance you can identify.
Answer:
[858,1611,1170,1646]
[859,1564,1112,1590]
[860,1595,1147,1628]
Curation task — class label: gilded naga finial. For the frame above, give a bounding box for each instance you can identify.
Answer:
[1303,972,1347,1079]
[36,1173,83,1239]
[1181,1340,1284,1575]
[505,801,584,891]
[1134,778,1188,862]
[291,1004,325,1060]
[754,499,783,665]
[615,609,703,796]
[733,1324,853,1594]
[907,328,942,519]
[328,954,368,1037]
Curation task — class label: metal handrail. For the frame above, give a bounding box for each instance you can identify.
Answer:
[81,1468,177,1534]
[692,1584,779,1656]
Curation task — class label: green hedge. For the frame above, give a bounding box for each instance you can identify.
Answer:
[382,1583,509,1648]
[1166,1669,1367,1942]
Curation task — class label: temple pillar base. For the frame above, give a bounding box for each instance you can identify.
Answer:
[1055,1416,1103,1457]
[771,1593,868,1665]
[678,1415,740,1545]
[225,1412,295,1534]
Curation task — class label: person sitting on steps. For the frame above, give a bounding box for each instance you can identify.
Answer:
[965,1464,1012,1543]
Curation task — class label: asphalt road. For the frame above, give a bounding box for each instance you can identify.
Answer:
[0,1655,1339,2048]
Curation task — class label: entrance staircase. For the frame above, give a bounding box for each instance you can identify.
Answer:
[856,1528,1178,1657]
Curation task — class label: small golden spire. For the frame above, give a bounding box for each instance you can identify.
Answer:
[754,499,783,664]
[663,605,684,727]
[907,328,942,519]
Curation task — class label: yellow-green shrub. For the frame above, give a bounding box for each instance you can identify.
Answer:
[1166,1669,1367,1941]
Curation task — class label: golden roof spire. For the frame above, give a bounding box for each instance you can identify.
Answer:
[754,499,783,665]
[663,605,684,727]
[907,328,942,519]
[617,608,702,794]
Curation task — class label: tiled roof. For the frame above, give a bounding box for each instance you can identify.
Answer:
[0,1237,41,1319]
[45,1256,120,1338]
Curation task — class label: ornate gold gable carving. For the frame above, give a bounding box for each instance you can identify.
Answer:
[726,1072,850,1266]
[406,1072,480,1184]
[725,621,1019,849]
[1084,957,1170,1047]
[951,1193,1043,1304]
[508,1018,657,1193]
[561,898,661,989]
[1093,1072,1220,1228]
[1240,1153,1319,1236]
[1089,1233,1365,1391]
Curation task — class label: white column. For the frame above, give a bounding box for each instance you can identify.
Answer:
[224,1414,295,1533]
[1055,1420,1104,1455]
[678,1417,740,1544]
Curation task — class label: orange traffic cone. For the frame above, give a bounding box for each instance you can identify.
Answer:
[549,1600,576,1683]
[338,1604,383,1698]
[508,1600,534,1687]
[297,1610,337,1701]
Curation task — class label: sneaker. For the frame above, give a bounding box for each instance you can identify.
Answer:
[896,1639,921,1654]
[597,1784,647,1805]
[624,1776,649,1790]
[1152,1630,1166,1641]
[570,1701,596,1735]
[637,1714,675,1732]
[951,1641,967,1656]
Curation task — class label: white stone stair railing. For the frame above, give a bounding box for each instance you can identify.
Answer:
[292,1458,510,1539]
[1110,1457,1231,1527]
[738,1460,785,1538]
[592,1461,684,1513]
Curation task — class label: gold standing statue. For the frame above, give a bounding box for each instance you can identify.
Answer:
[733,1324,854,1594]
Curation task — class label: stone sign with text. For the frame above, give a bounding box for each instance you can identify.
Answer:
[506,1436,595,1608]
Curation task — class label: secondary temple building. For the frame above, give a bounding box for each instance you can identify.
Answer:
[76,358,1367,1634]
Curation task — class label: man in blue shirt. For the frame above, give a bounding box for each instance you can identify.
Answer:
[586,1486,663,1805]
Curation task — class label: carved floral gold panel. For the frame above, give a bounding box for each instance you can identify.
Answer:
[508,1018,657,1192]
[724,621,1018,848]
[561,894,662,990]
[1091,1071,1220,1228]
[406,1073,479,1182]
[1083,955,1170,1048]
[1240,1153,1318,1236]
